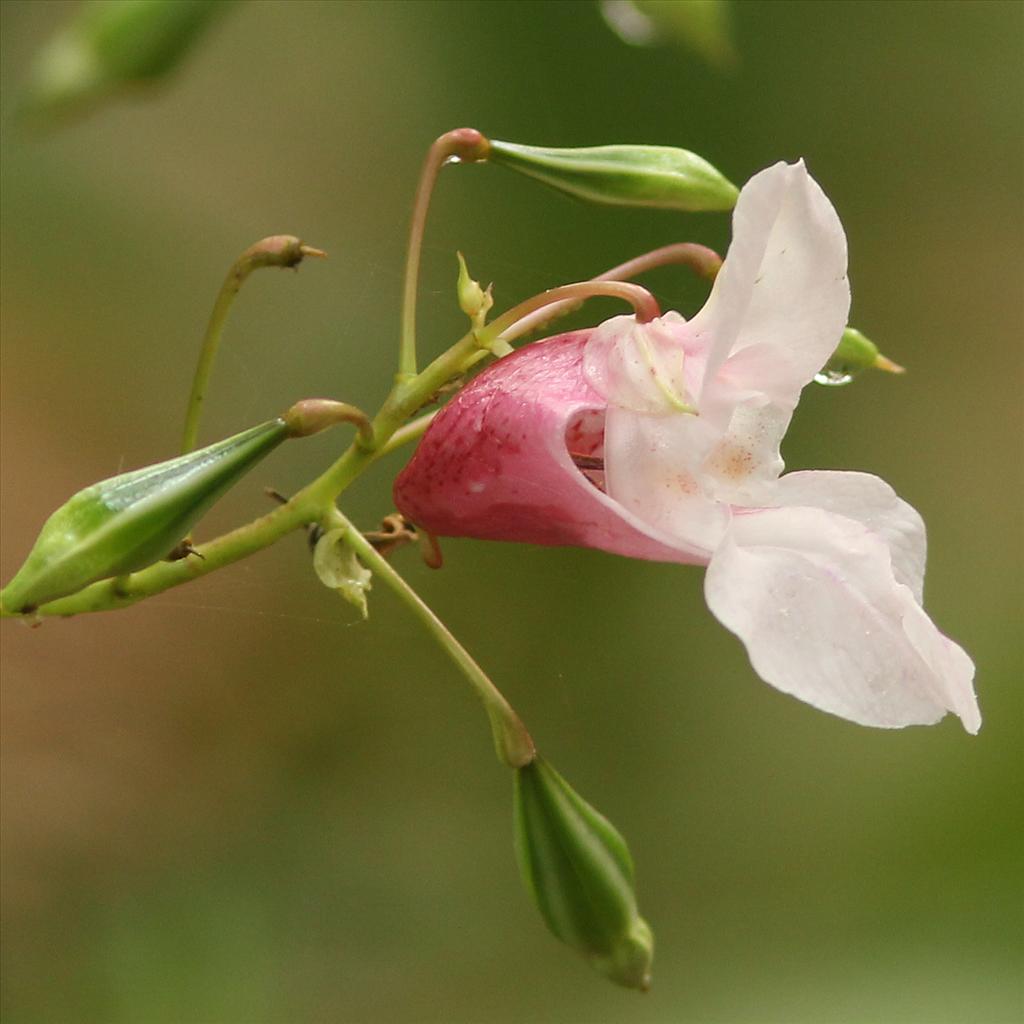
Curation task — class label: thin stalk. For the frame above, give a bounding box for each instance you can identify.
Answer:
[399,128,490,381]
[325,507,535,769]
[181,236,325,453]
[481,280,661,346]
[604,241,722,283]
[501,242,721,340]
[377,410,439,456]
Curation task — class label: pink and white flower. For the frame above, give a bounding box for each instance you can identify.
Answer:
[395,162,979,733]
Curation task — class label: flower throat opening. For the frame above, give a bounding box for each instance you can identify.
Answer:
[565,409,606,492]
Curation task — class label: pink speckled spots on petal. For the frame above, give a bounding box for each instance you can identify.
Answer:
[393,331,708,565]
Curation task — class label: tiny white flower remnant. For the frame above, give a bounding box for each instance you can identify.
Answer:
[394,162,980,734]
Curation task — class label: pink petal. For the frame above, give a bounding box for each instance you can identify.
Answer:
[393,332,708,564]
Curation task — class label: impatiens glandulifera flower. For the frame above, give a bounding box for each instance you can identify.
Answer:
[395,161,980,734]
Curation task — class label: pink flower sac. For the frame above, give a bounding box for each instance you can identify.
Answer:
[395,162,980,734]
[394,330,703,566]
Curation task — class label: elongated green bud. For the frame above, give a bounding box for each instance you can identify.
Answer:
[514,757,654,990]
[1,419,287,614]
[19,0,232,122]
[488,140,738,212]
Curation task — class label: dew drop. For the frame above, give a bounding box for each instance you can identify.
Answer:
[814,369,854,387]
[443,155,463,166]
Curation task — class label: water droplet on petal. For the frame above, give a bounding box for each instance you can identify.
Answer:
[814,369,854,387]
[444,155,463,166]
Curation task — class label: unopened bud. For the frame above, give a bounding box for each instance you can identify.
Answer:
[456,252,494,329]
[235,236,326,275]
[1,418,287,614]
[817,327,905,386]
[514,757,654,990]
[488,139,738,212]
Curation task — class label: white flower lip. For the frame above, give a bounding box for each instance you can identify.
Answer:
[583,160,979,733]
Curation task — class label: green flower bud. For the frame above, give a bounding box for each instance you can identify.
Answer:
[456,252,494,329]
[816,326,905,386]
[1,419,287,614]
[19,0,232,122]
[488,139,738,212]
[312,528,372,619]
[513,757,654,990]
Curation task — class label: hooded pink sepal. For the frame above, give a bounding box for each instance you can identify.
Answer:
[393,332,708,565]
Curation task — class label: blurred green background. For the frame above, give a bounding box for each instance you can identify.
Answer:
[1,2,1021,1022]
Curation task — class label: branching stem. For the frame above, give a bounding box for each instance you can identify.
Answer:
[325,507,535,768]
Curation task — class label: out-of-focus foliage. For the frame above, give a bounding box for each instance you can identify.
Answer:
[18,0,232,123]
[601,0,736,67]
[0,2,1021,1022]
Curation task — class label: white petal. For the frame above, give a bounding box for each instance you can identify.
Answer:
[603,406,729,555]
[704,506,979,733]
[583,312,699,414]
[766,470,927,603]
[690,161,851,407]
[698,397,791,503]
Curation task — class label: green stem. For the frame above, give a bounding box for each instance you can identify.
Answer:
[325,507,535,769]
[376,410,439,456]
[181,236,325,453]
[11,392,448,621]
[399,129,491,381]
[8,269,663,622]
